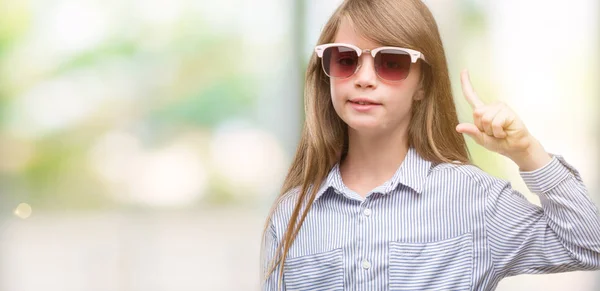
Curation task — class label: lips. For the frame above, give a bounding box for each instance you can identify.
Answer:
[351,100,375,105]
[349,98,381,105]
[348,98,381,112]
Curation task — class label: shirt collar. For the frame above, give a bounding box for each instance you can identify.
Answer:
[314,146,432,201]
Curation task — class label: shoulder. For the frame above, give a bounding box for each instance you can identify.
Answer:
[268,186,303,232]
[274,186,301,213]
[429,161,507,194]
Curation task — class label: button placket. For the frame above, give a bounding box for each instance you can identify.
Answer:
[359,199,373,273]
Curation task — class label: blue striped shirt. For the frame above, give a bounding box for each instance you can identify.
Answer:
[261,147,600,290]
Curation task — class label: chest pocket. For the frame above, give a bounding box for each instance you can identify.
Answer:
[283,248,344,291]
[389,232,474,291]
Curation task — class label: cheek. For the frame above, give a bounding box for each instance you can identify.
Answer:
[382,86,418,112]
[330,79,350,105]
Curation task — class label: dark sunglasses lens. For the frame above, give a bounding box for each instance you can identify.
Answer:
[322,46,358,78]
[374,50,411,81]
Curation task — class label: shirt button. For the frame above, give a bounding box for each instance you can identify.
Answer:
[361,260,371,270]
[363,208,372,216]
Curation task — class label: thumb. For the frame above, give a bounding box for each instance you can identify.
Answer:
[456,123,483,144]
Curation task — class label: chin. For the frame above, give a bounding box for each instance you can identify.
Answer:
[345,120,382,133]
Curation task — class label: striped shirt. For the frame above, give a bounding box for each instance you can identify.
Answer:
[261,147,600,290]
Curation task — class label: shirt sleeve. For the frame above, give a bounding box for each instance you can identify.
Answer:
[484,154,600,278]
[260,220,285,290]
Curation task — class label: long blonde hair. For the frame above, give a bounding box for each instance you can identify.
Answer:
[263,0,471,282]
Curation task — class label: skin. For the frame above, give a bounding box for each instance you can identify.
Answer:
[332,18,551,197]
[331,17,424,196]
[456,69,552,172]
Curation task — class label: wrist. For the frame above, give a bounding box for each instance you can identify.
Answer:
[510,137,552,171]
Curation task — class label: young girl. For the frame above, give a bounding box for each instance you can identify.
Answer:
[261,0,600,290]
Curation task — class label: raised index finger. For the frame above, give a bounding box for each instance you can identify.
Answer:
[460,69,485,109]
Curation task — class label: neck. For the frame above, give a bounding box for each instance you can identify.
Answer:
[340,125,410,191]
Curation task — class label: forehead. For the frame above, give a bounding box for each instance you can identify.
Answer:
[333,17,382,50]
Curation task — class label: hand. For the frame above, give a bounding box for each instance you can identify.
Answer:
[455,69,552,171]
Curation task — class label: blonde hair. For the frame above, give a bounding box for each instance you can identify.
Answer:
[263,0,471,282]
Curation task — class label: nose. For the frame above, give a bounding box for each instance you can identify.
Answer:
[354,55,378,89]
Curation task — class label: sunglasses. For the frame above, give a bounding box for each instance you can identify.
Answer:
[314,43,427,82]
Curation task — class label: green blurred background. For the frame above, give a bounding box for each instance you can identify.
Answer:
[0,0,598,290]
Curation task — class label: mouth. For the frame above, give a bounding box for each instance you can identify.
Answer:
[350,101,377,105]
[348,98,381,112]
[348,98,381,105]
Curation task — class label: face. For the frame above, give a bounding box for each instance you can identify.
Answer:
[330,18,423,137]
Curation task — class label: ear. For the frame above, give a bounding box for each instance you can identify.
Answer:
[413,88,425,101]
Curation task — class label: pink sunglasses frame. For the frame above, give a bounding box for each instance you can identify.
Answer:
[314,43,428,81]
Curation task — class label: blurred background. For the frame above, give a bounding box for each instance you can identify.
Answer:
[0,0,598,290]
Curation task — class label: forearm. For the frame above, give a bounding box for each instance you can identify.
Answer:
[521,155,600,268]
